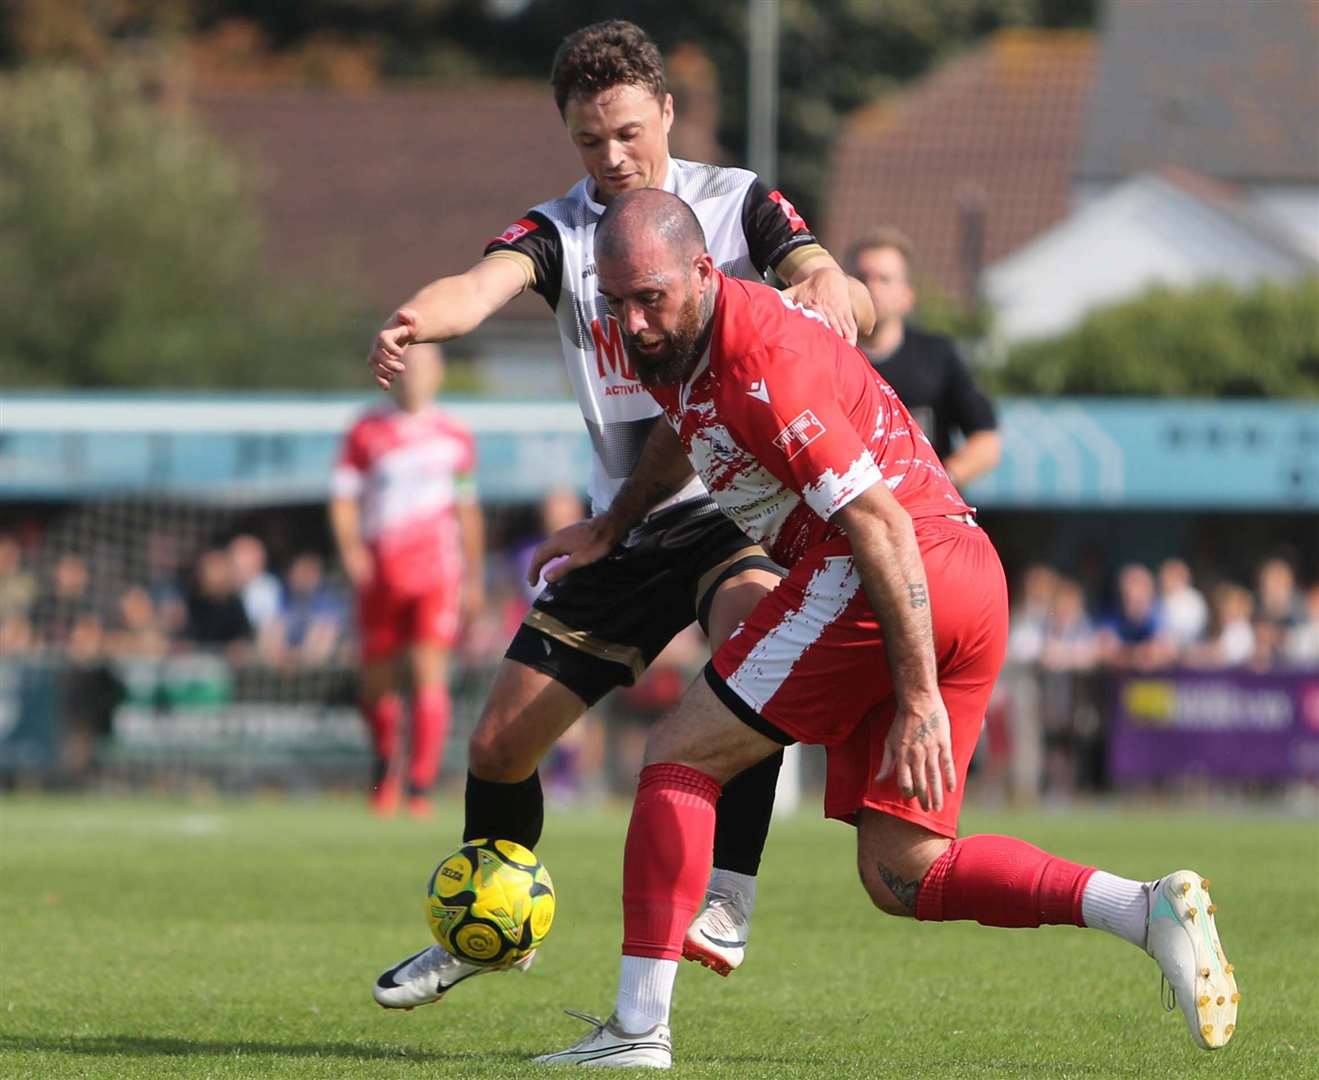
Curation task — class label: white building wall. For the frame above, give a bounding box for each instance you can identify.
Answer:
[985,175,1312,343]
[1247,185,1319,259]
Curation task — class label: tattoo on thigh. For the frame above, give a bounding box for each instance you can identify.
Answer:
[907,583,928,609]
[876,861,922,913]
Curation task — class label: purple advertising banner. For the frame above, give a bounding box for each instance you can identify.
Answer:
[1109,670,1319,782]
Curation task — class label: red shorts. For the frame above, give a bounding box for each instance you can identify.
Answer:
[710,517,1008,837]
[357,580,460,661]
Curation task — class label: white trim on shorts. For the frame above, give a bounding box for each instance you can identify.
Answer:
[723,555,862,713]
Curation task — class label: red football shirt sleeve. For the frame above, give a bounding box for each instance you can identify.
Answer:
[725,346,884,522]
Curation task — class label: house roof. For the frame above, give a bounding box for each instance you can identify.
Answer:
[983,168,1319,342]
[1077,0,1319,185]
[823,30,1097,304]
[192,84,585,321]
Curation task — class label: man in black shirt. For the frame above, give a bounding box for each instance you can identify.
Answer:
[850,227,1001,487]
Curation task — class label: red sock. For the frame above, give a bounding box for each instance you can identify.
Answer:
[408,685,451,793]
[362,695,402,779]
[915,835,1096,928]
[622,763,722,960]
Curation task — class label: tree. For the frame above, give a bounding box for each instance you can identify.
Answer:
[432,0,1100,224]
[991,279,1319,398]
[0,65,369,388]
[2,2,1097,224]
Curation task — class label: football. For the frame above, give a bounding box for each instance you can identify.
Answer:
[425,838,556,966]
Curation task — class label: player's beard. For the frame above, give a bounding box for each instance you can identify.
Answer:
[627,285,715,389]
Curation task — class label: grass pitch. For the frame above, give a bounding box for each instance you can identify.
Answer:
[1,795,1316,1079]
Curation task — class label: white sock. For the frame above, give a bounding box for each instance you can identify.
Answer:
[707,867,757,916]
[1081,871,1152,949]
[615,955,678,1033]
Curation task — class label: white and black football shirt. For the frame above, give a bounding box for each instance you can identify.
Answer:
[484,157,825,514]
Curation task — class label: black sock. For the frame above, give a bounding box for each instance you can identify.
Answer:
[463,770,545,850]
[712,749,783,876]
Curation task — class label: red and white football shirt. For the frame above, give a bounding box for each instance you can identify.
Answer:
[332,404,476,595]
[648,272,971,568]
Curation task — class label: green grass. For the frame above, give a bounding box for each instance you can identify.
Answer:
[1,796,1316,1079]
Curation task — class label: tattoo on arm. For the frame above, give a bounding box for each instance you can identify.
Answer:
[876,861,922,914]
[907,583,928,609]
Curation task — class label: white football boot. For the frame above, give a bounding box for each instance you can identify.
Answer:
[1145,869,1239,1049]
[534,1010,671,1069]
[373,944,535,1010]
[682,890,750,976]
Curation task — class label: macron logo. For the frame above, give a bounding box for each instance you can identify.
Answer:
[772,409,827,461]
[747,379,771,404]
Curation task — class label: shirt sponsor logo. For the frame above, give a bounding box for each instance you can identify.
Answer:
[590,315,638,383]
[772,409,826,460]
[491,217,538,246]
[768,190,808,233]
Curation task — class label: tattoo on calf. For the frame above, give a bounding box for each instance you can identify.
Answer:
[876,861,922,913]
[907,583,928,609]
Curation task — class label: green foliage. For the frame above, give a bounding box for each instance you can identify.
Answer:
[992,278,1319,398]
[0,66,370,389]
[914,287,992,343]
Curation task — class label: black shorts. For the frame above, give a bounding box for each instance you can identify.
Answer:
[505,498,783,707]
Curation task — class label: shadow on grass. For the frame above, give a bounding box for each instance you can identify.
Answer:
[0,1033,523,1064]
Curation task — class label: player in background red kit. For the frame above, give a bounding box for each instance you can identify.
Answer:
[531,191,1238,1068]
[330,343,484,818]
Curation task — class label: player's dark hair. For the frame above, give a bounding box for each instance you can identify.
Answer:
[551,20,667,116]
[847,225,915,279]
[596,189,707,265]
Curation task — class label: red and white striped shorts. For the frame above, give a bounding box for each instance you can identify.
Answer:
[709,516,1008,836]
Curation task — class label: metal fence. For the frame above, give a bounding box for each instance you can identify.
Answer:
[5,655,1315,799]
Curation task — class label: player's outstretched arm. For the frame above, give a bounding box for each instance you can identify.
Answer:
[780,250,876,345]
[368,257,529,388]
[527,421,693,586]
[834,482,954,813]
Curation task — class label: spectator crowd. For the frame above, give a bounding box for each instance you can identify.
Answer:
[2,521,1316,676]
[0,529,358,670]
[1008,556,1319,674]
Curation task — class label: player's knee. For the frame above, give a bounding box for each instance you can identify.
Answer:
[858,860,918,918]
[466,723,533,782]
[641,721,690,769]
[855,815,950,918]
[358,660,396,703]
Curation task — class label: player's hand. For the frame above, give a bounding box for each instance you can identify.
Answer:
[461,578,486,620]
[877,696,956,813]
[341,545,375,589]
[367,308,420,389]
[783,267,858,345]
[527,517,619,587]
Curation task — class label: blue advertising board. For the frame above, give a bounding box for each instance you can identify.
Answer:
[2,394,1316,508]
